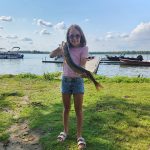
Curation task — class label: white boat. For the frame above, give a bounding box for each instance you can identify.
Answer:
[0,47,24,59]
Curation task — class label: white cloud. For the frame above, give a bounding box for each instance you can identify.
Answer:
[93,36,103,42]
[119,33,129,38]
[6,35,18,39]
[94,38,101,42]
[37,19,53,27]
[84,18,90,22]
[105,32,115,40]
[29,42,33,45]
[1,17,150,51]
[40,29,51,35]
[129,22,150,41]
[34,30,39,34]
[21,37,33,42]
[53,21,66,30]
[90,22,150,51]
[0,16,12,22]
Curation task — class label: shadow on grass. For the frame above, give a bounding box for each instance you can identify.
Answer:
[0,91,25,142]
[84,95,150,150]
[0,91,23,108]
[0,91,23,98]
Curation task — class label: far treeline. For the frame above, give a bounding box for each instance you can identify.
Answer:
[89,50,150,54]
[18,50,150,54]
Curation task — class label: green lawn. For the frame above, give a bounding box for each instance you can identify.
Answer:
[0,73,150,150]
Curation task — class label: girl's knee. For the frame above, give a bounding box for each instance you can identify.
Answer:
[75,109,83,115]
[64,107,70,113]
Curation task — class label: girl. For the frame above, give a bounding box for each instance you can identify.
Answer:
[50,24,88,149]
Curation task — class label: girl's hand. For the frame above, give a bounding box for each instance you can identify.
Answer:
[59,41,66,54]
[80,73,87,78]
[50,42,64,58]
[49,47,61,58]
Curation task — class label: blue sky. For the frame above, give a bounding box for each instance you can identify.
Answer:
[1,0,150,52]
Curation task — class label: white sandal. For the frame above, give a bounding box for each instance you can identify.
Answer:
[57,132,67,142]
[77,137,86,149]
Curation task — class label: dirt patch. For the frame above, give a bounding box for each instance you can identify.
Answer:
[0,120,43,150]
[0,96,44,150]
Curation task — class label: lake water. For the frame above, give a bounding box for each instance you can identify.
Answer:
[0,53,150,77]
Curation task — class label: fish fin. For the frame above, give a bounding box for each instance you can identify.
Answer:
[95,82,103,91]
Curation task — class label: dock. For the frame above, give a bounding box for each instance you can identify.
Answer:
[42,57,101,74]
[42,57,63,63]
[85,57,101,73]
[42,60,63,63]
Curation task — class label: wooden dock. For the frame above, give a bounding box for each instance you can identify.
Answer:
[42,57,101,74]
[42,60,63,63]
[85,57,101,73]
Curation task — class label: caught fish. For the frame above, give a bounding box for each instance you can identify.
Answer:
[62,42,103,90]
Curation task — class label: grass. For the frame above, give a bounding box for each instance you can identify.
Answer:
[0,73,150,150]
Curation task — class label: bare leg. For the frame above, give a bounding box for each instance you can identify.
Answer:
[73,94,84,138]
[62,93,71,134]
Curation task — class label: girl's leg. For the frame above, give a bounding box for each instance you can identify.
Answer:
[62,93,71,134]
[73,93,84,138]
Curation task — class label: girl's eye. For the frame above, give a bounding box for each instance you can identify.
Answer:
[69,34,81,39]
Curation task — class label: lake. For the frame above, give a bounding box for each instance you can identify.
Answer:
[0,53,150,77]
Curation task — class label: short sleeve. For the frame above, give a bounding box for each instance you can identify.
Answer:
[81,46,88,58]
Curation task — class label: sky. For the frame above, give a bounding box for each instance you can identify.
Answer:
[1,0,150,52]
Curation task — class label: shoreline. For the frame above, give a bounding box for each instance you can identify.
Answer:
[17,50,150,55]
[0,73,150,80]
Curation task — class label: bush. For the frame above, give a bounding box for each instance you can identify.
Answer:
[43,72,61,80]
[17,73,39,79]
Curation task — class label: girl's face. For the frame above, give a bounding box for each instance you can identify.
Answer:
[68,28,81,47]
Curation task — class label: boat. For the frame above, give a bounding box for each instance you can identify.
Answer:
[106,54,125,61]
[106,54,143,61]
[0,47,24,59]
[120,58,150,66]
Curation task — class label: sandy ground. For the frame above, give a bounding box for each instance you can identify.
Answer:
[0,120,43,150]
[0,96,44,150]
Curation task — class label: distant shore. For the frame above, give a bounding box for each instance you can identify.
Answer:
[18,50,150,54]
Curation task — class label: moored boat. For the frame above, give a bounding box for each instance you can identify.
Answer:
[0,47,24,59]
[120,58,150,66]
[106,54,143,61]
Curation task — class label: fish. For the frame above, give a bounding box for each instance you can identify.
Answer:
[62,42,103,90]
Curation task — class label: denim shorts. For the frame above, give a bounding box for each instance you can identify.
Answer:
[61,76,84,94]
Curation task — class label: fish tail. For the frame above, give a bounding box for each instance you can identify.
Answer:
[95,82,103,91]
[87,71,103,90]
